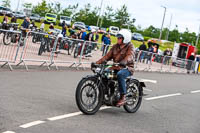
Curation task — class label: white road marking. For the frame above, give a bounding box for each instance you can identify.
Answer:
[47,112,82,121]
[143,88,153,92]
[19,120,45,128]
[2,131,15,133]
[48,106,112,121]
[145,93,182,101]
[139,79,157,84]
[191,90,200,94]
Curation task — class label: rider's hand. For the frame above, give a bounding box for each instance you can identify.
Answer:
[119,61,126,67]
[91,62,96,68]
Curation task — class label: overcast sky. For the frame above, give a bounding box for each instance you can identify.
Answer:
[3,0,200,34]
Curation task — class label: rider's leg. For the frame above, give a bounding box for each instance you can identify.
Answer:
[116,68,131,106]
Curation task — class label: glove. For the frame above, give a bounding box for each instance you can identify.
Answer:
[91,62,96,68]
[119,61,126,67]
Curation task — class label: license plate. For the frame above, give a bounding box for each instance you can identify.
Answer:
[10,28,14,31]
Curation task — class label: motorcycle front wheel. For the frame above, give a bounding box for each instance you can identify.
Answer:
[76,76,103,115]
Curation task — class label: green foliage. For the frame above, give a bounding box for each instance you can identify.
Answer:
[1,0,11,8]
[32,0,49,17]
[23,3,32,9]
[197,43,200,54]
[143,36,151,41]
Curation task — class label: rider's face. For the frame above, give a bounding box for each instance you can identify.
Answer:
[117,37,123,44]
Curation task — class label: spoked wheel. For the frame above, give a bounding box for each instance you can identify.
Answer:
[3,32,12,45]
[76,77,103,115]
[67,41,73,55]
[73,45,79,58]
[123,79,142,113]
[38,41,45,55]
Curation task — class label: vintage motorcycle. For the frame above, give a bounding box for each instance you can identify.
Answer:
[75,62,146,115]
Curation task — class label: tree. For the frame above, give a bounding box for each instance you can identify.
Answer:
[115,5,130,28]
[23,3,32,9]
[32,0,49,17]
[1,0,11,8]
[101,6,115,27]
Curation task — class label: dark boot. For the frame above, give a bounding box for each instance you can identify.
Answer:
[116,95,125,107]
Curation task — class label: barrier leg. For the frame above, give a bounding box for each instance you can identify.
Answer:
[1,62,13,71]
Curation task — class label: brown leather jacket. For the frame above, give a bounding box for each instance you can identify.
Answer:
[96,43,135,74]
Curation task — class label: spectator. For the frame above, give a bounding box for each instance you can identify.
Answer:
[21,17,30,29]
[11,16,17,23]
[146,45,154,64]
[187,53,195,74]
[49,23,54,29]
[3,14,9,23]
[102,33,111,56]
[40,21,45,31]
[163,48,171,65]
[30,20,36,30]
[61,23,67,37]
[138,42,147,62]
[194,56,200,74]
[2,15,9,29]
[101,33,106,51]
[80,29,87,40]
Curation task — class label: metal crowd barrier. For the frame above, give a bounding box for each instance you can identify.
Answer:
[16,31,56,70]
[0,29,22,70]
[51,37,83,69]
[135,50,199,74]
[0,29,199,74]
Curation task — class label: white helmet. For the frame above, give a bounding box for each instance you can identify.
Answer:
[91,29,96,33]
[117,29,132,44]
[58,33,63,38]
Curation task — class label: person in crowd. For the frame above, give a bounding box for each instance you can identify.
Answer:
[61,23,67,37]
[80,28,87,41]
[11,16,17,23]
[30,20,36,30]
[194,55,200,74]
[102,33,111,56]
[138,41,147,62]
[101,32,107,51]
[68,27,76,38]
[21,17,30,29]
[40,21,45,31]
[2,15,9,29]
[163,48,171,65]
[92,31,99,50]
[3,14,9,23]
[187,53,195,74]
[146,45,154,64]
[49,23,54,29]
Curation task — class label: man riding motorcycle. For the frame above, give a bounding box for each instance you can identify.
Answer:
[95,29,135,107]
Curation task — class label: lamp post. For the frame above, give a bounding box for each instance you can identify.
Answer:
[97,0,104,27]
[166,14,173,41]
[16,0,21,11]
[195,24,200,47]
[159,6,167,41]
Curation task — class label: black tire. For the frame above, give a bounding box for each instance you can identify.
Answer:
[32,34,37,43]
[76,76,103,115]
[38,41,45,55]
[68,42,75,55]
[74,45,79,58]
[123,79,143,113]
[3,32,12,45]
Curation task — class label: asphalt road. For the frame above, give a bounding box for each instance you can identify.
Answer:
[0,70,200,133]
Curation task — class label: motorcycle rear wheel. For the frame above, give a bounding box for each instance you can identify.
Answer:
[123,79,143,113]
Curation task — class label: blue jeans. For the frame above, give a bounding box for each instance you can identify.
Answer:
[117,69,132,95]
